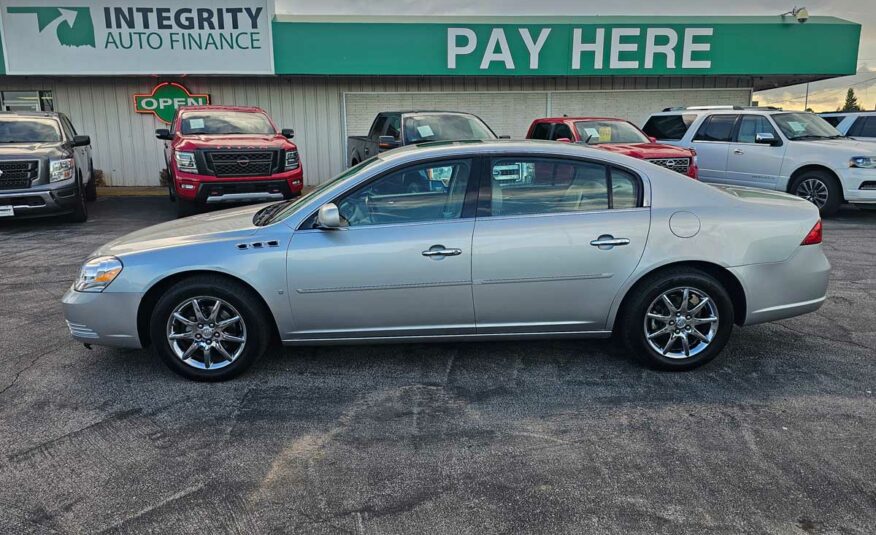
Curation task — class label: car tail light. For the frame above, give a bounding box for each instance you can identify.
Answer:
[801,220,822,245]
[688,149,698,180]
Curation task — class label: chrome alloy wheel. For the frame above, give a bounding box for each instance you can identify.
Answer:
[795,178,829,209]
[166,297,247,370]
[644,287,719,359]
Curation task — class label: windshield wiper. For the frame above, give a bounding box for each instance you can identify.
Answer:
[253,200,290,226]
[789,134,830,140]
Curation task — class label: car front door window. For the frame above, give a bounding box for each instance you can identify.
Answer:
[336,159,472,227]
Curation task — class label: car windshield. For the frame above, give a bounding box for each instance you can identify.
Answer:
[772,113,842,140]
[0,117,61,143]
[574,120,649,144]
[254,157,381,226]
[403,114,496,143]
[179,111,275,135]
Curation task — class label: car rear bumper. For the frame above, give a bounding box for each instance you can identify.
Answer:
[730,244,830,326]
[0,183,79,218]
[62,288,144,349]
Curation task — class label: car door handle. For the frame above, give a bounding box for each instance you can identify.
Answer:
[422,247,462,257]
[733,148,744,155]
[590,235,630,249]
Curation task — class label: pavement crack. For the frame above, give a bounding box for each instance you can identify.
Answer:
[0,346,54,398]
[771,321,875,352]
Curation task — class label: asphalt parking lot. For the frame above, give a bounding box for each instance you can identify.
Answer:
[1,197,874,534]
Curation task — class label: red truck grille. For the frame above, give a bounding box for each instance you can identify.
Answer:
[646,157,690,175]
[0,160,39,189]
[206,151,275,177]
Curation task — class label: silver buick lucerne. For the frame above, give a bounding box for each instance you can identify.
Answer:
[63,140,829,381]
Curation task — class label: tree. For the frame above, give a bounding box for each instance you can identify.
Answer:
[841,88,862,112]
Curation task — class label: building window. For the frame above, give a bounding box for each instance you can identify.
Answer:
[0,91,54,112]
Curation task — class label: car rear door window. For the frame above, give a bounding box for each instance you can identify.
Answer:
[735,115,779,143]
[487,158,612,216]
[335,159,472,227]
[530,122,552,140]
[610,168,641,209]
[642,114,697,140]
[693,115,738,142]
[551,124,574,141]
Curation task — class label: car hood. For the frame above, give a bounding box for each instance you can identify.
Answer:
[595,142,692,159]
[0,142,67,157]
[174,134,291,151]
[94,204,265,257]
[790,138,876,152]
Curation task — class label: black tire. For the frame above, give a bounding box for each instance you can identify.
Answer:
[166,169,176,201]
[619,268,734,371]
[66,175,88,223]
[150,275,271,381]
[176,197,198,218]
[789,170,842,217]
[84,161,97,201]
[351,159,359,167]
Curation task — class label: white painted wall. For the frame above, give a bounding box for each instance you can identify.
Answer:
[0,75,751,186]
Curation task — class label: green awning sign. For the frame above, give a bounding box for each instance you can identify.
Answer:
[133,82,210,123]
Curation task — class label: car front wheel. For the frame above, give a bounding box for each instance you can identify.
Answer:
[790,171,841,217]
[150,276,270,381]
[620,269,734,371]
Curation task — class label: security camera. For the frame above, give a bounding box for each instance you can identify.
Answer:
[794,7,809,23]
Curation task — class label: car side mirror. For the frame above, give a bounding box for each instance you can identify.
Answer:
[755,132,779,146]
[648,136,657,143]
[72,135,90,147]
[316,203,344,230]
[555,137,572,143]
[281,128,295,139]
[378,135,400,150]
[155,128,173,141]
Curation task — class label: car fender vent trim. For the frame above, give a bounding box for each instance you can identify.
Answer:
[236,240,280,250]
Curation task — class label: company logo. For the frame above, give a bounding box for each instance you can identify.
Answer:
[236,157,250,167]
[7,7,95,47]
[133,82,210,124]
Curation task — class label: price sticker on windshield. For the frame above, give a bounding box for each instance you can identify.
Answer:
[788,121,806,133]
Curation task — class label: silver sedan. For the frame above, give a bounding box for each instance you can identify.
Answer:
[62,141,829,381]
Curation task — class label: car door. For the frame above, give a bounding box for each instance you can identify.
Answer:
[724,114,787,189]
[471,155,650,333]
[285,157,479,340]
[59,114,87,180]
[690,114,738,184]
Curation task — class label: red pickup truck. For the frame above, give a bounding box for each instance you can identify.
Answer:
[526,117,698,179]
[156,105,303,217]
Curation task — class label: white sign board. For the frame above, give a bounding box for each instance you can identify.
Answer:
[0,0,273,74]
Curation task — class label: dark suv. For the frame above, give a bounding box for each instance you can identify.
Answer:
[0,112,94,222]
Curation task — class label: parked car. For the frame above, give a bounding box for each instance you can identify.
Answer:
[0,111,94,222]
[156,105,303,218]
[63,140,828,381]
[643,106,876,216]
[347,111,500,171]
[526,117,698,179]
[820,111,876,141]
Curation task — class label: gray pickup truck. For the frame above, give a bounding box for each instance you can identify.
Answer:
[0,111,94,222]
[347,111,500,167]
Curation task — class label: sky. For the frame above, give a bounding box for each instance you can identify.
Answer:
[276,0,876,112]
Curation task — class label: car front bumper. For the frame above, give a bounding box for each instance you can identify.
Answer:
[62,287,144,349]
[838,168,876,204]
[0,183,79,218]
[730,244,830,326]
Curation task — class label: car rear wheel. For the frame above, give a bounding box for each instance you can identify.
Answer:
[150,276,270,381]
[176,198,198,218]
[790,171,841,217]
[620,269,734,371]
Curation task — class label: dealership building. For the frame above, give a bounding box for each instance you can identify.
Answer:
[0,2,861,186]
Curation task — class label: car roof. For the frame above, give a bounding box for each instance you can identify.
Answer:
[533,117,633,122]
[381,111,481,116]
[0,111,61,119]
[648,108,806,118]
[177,105,266,114]
[820,111,876,116]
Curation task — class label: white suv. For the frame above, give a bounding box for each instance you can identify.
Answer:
[642,107,876,215]
[820,111,876,142]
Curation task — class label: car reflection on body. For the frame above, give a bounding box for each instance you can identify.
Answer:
[62,140,829,381]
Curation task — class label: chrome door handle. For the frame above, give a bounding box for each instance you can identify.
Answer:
[590,235,630,249]
[422,247,462,257]
[733,148,744,155]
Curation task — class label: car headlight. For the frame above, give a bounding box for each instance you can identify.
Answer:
[50,157,75,182]
[849,156,876,169]
[74,256,123,292]
[174,151,197,172]
[285,149,299,170]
